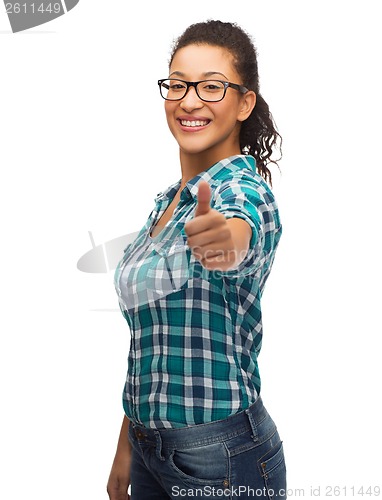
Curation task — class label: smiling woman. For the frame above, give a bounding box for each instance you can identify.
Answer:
[163,44,256,162]
[107,20,286,500]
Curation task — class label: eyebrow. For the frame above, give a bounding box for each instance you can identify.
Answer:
[168,71,229,79]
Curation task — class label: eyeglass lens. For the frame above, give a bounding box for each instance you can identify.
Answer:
[160,79,226,101]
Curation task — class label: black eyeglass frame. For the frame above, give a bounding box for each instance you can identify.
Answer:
[158,78,249,102]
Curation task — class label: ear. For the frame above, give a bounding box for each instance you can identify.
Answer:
[237,91,256,122]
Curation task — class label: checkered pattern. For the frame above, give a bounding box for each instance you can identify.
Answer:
[114,155,282,429]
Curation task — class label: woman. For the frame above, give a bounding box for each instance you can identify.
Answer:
[107,20,286,500]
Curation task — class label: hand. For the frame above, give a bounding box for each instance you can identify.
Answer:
[107,449,131,500]
[184,180,237,271]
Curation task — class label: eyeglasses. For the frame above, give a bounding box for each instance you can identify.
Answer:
[158,78,249,102]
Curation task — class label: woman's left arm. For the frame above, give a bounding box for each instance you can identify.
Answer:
[225,217,252,267]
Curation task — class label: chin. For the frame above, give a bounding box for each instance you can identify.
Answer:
[179,144,213,156]
[176,136,215,155]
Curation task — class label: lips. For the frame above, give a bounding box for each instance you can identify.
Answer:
[180,119,209,127]
[177,116,211,130]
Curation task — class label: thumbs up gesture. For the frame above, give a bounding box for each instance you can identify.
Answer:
[184,180,237,271]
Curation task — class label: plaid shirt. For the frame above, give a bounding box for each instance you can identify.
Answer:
[114,155,282,429]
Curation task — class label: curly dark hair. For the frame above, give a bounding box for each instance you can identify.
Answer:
[169,20,282,187]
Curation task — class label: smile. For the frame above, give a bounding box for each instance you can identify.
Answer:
[179,119,210,128]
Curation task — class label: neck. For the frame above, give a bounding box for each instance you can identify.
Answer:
[178,144,242,187]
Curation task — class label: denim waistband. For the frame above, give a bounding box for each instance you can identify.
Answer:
[129,396,268,451]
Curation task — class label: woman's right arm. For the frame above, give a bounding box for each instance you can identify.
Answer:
[106,415,132,500]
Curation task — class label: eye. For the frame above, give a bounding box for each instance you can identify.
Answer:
[202,81,225,92]
[169,80,187,92]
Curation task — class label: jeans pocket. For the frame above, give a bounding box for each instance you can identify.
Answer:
[169,442,229,487]
[257,440,287,500]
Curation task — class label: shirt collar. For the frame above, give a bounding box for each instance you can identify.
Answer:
[154,155,256,204]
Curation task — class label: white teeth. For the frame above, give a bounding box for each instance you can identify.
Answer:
[180,120,209,127]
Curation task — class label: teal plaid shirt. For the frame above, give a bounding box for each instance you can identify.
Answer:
[114,155,282,429]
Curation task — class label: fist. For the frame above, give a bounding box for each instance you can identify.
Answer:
[184,180,237,270]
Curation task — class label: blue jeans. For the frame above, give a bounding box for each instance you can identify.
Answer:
[128,396,287,499]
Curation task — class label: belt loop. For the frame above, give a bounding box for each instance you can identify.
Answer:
[154,430,165,461]
[245,406,259,442]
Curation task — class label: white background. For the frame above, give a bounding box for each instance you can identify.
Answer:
[1,1,381,498]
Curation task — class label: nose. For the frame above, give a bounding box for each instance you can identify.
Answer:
[180,85,204,111]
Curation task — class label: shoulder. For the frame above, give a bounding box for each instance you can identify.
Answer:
[211,158,282,231]
[212,165,276,208]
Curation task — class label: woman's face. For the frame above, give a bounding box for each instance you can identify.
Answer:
[164,44,255,162]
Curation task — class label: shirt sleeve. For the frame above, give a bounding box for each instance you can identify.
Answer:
[211,171,282,277]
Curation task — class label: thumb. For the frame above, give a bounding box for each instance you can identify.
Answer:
[195,181,211,217]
